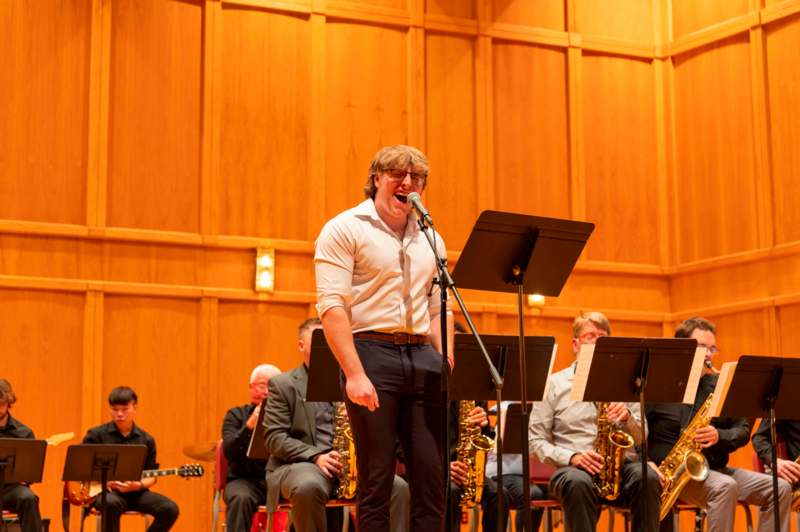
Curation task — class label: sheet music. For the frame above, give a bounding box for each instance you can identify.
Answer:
[682,346,707,404]
[540,343,559,400]
[570,343,595,401]
[708,361,737,418]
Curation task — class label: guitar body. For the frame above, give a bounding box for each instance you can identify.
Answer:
[63,463,204,507]
[64,481,103,507]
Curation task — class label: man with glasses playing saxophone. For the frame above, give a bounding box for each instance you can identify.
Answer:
[529,312,660,532]
[646,316,792,532]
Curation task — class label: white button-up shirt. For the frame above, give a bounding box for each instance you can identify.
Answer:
[314,199,451,334]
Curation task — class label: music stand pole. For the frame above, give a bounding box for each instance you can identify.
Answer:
[634,347,652,529]
[763,367,783,532]
[0,457,7,532]
[512,272,533,532]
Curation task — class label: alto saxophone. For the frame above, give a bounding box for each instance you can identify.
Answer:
[658,393,713,520]
[457,400,494,507]
[332,401,357,499]
[594,401,635,500]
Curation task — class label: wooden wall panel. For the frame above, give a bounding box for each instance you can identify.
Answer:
[425,0,475,19]
[575,0,655,42]
[106,242,201,286]
[671,0,750,39]
[765,15,800,245]
[324,22,408,218]
[218,7,311,240]
[492,43,569,219]
[106,0,202,233]
[582,54,659,264]
[0,0,90,225]
[0,235,103,280]
[672,36,759,264]
[102,295,208,527]
[215,301,310,424]
[490,0,564,30]
[0,289,84,525]
[425,33,478,251]
[778,304,800,355]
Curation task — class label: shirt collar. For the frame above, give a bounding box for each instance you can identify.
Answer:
[0,413,20,431]
[107,421,141,438]
[354,199,420,237]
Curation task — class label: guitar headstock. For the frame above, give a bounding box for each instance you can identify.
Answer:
[177,463,204,478]
[46,432,75,446]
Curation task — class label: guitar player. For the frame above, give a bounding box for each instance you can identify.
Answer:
[0,378,43,532]
[80,386,179,532]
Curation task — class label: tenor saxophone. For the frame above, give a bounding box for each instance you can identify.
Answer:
[657,393,713,520]
[457,400,494,507]
[332,401,357,499]
[594,401,635,501]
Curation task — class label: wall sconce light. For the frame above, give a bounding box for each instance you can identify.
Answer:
[255,247,275,293]
[526,294,545,308]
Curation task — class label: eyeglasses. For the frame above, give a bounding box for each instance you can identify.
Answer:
[698,343,718,355]
[384,169,427,186]
[250,381,269,390]
[577,331,608,343]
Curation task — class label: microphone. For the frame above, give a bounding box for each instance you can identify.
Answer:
[407,192,434,226]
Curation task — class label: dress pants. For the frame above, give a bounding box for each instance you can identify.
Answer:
[480,475,546,532]
[1,484,42,532]
[277,461,410,532]
[91,489,179,532]
[677,467,792,532]
[223,478,266,532]
[346,339,446,532]
[549,461,660,532]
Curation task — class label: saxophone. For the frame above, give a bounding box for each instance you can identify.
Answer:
[456,400,494,507]
[332,401,357,499]
[658,393,713,520]
[594,401,635,501]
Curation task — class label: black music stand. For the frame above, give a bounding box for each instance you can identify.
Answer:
[62,444,147,532]
[572,336,704,527]
[0,438,47,530]
[717,355,800,532]
[306,328,346,403]
[451,334,555,530]
[451,210,593,532]
[246,399,269,460]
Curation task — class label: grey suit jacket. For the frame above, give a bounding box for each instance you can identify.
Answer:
[263,363,327,510]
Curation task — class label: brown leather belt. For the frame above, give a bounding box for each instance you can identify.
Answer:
[354,331,430,345]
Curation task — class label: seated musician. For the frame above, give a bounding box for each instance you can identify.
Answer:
[0,378,43,532]
[221,363,281,532]
[529,311,659,532]
[82,386,179,532]
[752,416,800,486]
[263,318,409,532]
[481,402,547,532]
[646,316,791,532]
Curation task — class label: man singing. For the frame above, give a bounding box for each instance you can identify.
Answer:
[315,144,453,531]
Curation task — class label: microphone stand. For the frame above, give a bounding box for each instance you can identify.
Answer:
[415,212,506,532]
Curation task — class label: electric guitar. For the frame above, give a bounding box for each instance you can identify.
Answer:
[64,463,204,506]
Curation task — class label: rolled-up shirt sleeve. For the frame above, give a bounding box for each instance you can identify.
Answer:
[315,219,355,317]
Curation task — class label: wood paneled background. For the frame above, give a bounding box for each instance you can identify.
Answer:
[2,0,800,530]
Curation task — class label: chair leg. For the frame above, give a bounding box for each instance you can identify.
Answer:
[607,507,615,532]
[341,507,349,532]
[741,504,753,532]
[212,492,220,532]
[468,506,479,532]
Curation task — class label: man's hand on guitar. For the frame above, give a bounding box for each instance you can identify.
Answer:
[108,480,142,493]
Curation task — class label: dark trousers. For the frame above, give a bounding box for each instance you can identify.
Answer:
[549,461,660,532]
[223,478,266,532]
[481,475,546,532]
[1,484,42,532]
[346,340,445,532]
[91,490,179,532]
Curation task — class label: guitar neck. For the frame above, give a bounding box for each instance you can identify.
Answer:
[142,468,179,479]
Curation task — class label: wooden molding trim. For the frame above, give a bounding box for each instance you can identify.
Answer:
[220,0,312,16]
[761,0,800,25]
[668,11,759,57]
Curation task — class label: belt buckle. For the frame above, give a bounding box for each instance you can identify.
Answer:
[393,332,408,345]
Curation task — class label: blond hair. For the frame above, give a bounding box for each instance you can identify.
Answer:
[572,311,611,338]
[363,145,429,199]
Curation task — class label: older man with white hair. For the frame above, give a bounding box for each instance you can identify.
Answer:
[221,363,282,532]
